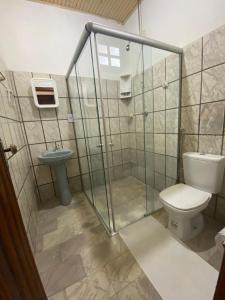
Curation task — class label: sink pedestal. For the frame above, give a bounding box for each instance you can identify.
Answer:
[54,163,72,206]
[38,148,73,206]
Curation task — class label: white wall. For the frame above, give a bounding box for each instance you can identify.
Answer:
[0,0,122,74]
[1,0,225,76]
[125,0,225,47]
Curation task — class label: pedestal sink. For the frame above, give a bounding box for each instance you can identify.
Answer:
[38,148,73,206]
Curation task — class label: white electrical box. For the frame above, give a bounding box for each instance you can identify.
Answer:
[120,74,131,99]
[31,78,59,108]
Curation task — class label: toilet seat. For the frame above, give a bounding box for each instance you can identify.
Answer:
[159,183,211,211]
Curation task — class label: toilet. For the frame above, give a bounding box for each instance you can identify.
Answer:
[160,152,225,241]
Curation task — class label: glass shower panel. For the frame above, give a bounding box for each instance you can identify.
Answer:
[73,38,111,230]
[67,68,93,201]
[95,33,146,230]
[143,46,180,214]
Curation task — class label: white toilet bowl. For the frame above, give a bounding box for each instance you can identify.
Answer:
[160,183,211,240]
[159,152,225,241]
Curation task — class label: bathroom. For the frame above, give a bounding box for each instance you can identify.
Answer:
[0,0,225,299]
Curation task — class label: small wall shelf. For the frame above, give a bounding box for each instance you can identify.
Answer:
[120,74,131,99]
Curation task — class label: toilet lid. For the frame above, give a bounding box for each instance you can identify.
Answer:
[159,183,211,210]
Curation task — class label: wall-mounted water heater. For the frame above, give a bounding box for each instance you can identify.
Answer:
[31,78,59,108]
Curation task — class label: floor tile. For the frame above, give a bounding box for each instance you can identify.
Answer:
[66,269,114,300]
[111,274,162,300]
[80,236,123,275]
[35,245,61,274]
[45,254,86,297]
[48,290,67,300]
[104,250,143,294]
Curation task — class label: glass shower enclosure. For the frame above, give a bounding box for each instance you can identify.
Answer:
[66,22,182,234]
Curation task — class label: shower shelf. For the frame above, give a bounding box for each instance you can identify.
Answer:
[120,74,131,99]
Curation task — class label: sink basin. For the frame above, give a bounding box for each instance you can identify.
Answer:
[38,148,73,165]
[38,148,73,206]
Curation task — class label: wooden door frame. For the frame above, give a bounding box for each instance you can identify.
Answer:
[0,142,47,299]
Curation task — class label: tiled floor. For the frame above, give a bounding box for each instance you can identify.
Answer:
[35,180,223,299]
[90,176,162,230]
[35,193,162,299]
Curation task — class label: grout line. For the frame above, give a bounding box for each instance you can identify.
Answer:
[197,37,204,152]
[12,71,41,203]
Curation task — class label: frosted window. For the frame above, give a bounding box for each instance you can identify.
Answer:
[110,47,120,56]
[98,44,108,54]
[99,55,109,65]
[110,58,120,67]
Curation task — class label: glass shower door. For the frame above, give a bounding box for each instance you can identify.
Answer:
[94,33,147,230]
[143,45,180,214]
[74,38,111,231]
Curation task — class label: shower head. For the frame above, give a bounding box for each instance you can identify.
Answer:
[126,42,130,51]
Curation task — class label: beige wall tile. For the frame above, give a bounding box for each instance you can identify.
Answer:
[62,140,78,158]
[59,120,75,140]
[42,120,60,142]
[166,54,179,82]
[35,165,52,185]
[153,59,165,88]
[182,73,201,106]
[154,134,165,155]
[199,135,222,154]
[38,183,55,202]
[144,90,153,112]
[67,76,79,98]
[166,81,179,109]
[154,111,165,133]
[107,80,119,99]
[24,121,44,144]
[166,134,178,157]
[19,97,40,121]
[80,156,89,174]
[182,38,202,77]
[200,102,225,134]
[40,108,57,120]
[154,87,165,111]
[51,74,68,97]
[166,109,178,133]
[203,24,225,69]
[108,99,119,117]
[202,64,225,103]
[66,158,80,177]
[181,106,199,134]
[30,143,46,165]
[13,71,32,97]
[144,67,153,91]
[57,98,71,119]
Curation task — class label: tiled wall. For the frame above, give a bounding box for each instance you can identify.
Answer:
[12,72,83,203]
[0,63,38,252]
[132,54,180,198]
[67,56,180,207]
[181,24,225,224]
[5,22,225,227]
[68,76,134,193]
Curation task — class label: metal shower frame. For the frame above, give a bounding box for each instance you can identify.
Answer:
[66,22,183,234]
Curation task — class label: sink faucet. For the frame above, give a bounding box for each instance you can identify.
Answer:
[53,142,61,151]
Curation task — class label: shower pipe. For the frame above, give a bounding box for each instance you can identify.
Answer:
[66,22,183,234]
[66,22,183,79]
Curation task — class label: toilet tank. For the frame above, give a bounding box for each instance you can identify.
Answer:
[183,152,225,193]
